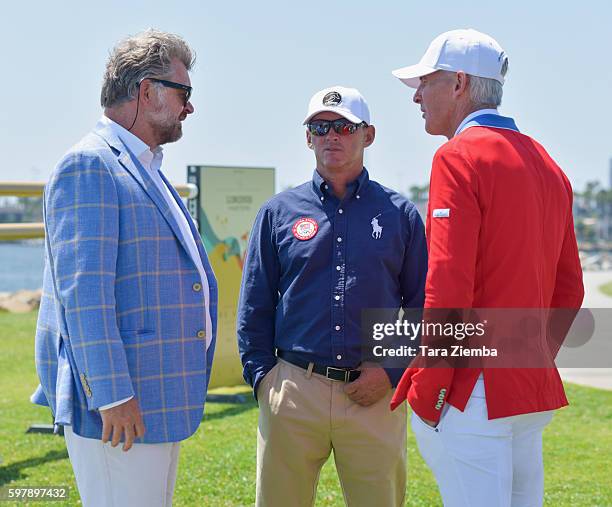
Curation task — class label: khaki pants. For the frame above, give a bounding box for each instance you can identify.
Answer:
[256,359,407,507]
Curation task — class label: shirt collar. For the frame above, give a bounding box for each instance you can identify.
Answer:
[455,108,500,136]
[100,115,163,172]
[312,168,369,200]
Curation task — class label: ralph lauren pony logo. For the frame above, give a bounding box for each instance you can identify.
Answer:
[371,214,383,239]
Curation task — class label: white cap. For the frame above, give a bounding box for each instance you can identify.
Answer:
[392,29,508,88]
[303,86,370,125]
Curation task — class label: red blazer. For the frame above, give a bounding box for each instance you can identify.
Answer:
[391,118,584,421]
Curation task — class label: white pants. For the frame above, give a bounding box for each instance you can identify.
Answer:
[64,426,180,507]
[412,378,553,507]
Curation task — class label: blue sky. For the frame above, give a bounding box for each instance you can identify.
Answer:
[1,1,610,194]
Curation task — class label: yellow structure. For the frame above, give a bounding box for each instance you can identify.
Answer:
[0,182,196,240]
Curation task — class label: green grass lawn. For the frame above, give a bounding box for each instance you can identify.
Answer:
[1,312,611,506]
[600,282,612,298]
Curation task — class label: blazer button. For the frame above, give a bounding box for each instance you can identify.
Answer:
[192,282,202,292]
[197,330,206,339]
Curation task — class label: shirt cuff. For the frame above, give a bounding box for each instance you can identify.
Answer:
[252,363,277,401]
[99,396,133,411]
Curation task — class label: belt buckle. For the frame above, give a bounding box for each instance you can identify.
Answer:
[326,366,350,382]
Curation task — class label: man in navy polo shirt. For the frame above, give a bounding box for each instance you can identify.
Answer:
[237,86,428,506]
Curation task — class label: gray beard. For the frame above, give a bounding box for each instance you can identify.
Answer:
[156,121,182,145]
[149,107,183,146]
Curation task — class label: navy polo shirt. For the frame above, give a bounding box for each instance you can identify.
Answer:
[237,168,427,396]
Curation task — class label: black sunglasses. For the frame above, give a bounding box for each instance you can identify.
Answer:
[143,77,192,105]
[306,118,367,136]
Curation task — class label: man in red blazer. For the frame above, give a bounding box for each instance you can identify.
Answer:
[390,29,584,506]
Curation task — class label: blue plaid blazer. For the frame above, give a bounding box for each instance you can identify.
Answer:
[31,120,218,443]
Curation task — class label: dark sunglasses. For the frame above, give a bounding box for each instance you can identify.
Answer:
[143,77,192,105]
[306,119,367,136]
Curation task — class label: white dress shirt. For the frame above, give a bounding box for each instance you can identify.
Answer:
[99,116,213,410]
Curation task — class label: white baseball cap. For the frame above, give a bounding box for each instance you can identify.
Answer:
[392,29,508,88]
[303,86,371,125]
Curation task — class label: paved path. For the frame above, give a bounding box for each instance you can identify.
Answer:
[580,271,612,308]
[558,270,612,390]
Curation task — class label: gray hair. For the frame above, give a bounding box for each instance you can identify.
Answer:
[468,56,509,107]
[101,29,195,108]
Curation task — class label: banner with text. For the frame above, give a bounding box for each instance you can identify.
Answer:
[188,165,275,388]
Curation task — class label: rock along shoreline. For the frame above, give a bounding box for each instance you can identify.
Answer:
[0,289,42,313]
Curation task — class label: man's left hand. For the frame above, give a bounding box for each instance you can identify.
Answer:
[343,364,391,406]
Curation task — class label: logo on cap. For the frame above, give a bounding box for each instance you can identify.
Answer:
[292,218,319,241]
[322,91,342,106]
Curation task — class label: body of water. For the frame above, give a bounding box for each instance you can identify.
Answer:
[0,242,45,292]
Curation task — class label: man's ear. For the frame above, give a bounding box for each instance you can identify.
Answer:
[363,125,376,148]
[453,71,470,97]
[306,130,314,149]
[140,79,157,106]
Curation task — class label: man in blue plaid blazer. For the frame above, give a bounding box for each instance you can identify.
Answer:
[31,30,217,506]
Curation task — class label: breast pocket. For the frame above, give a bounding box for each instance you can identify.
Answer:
[355,213,405,269]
